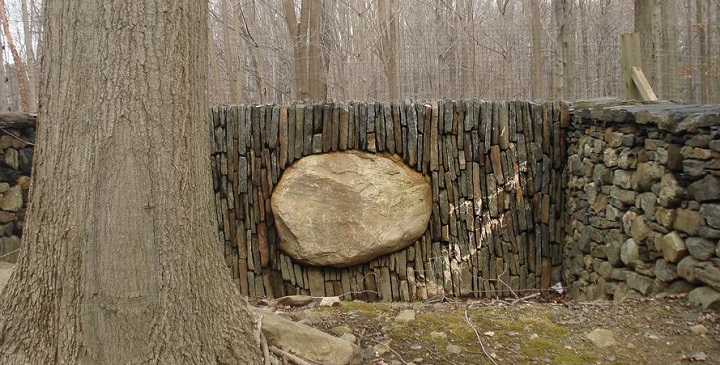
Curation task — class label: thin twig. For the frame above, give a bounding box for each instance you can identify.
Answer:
[365,337,410,365]
[268,346,319,365]
[0,127,34,146]
[0,248,19,260]
[260,332,271,365]
[464,305,498,365]
[511,292,541,305]
[423,345,461,365]
[336,289,379,299]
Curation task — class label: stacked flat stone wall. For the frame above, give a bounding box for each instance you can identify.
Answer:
[211,101,568,301]
[563,101,720,306]
[0,113,35,263]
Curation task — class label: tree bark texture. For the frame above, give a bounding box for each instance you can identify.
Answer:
[0,1,262,364]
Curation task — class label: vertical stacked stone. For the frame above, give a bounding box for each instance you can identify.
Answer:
[0,113,35,263]
[211,100,567,301]
[564,102,720,307]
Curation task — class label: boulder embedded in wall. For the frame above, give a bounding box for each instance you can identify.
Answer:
[271,151,432,267]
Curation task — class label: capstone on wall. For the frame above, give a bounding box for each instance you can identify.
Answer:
[211,101,568,301]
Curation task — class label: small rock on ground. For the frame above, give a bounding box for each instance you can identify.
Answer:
[690,324,708,335]
[446,344,462,354]
[340,333,357,344]
[585,328,616,348]
[430,331,447,340]
[395,309,416,323]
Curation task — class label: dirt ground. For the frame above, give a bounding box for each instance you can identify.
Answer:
[258,293,720,365]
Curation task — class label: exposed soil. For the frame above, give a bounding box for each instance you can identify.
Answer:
[257,294,720,365]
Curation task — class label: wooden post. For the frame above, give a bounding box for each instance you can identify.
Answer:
[631,67,658,101]
[621,33,642,100]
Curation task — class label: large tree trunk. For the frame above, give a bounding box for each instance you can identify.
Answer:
[0,0,262,363]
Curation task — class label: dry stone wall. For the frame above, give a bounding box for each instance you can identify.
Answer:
[211,101,568,301]
[0,113,35,263]
[563,101,720,308]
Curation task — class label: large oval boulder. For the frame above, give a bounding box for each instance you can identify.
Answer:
[271,151,432,267]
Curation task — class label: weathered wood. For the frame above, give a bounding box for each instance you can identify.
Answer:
[631,67,658,101]
[621,33,643,100]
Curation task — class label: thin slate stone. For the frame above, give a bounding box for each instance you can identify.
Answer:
[268,105,279,148]
[303,104,313,155]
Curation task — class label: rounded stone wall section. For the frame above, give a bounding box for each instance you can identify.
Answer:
[271,150,432,267]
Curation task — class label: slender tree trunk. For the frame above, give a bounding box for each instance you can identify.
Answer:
[378,0,401,100]
[244,0,268,103]
[307,0,324,100]
[561,0,575,98]
[551,0,563,98]
[283,0,311,100]
[21,0,36,111]
[714,1,720,104]
[635,0,655,87]
[461,0,476,97]
[221,0,238,103]
[684,1,694,101]
[0,37,6,111]
[661,0,679,100]
[0,0,29,111]
[0,0,262,363]
[529,0,543,98]
[579,0,592,98]
[696,0,708,103]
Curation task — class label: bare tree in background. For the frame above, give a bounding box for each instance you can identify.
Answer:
[0,0,29,111]
[2,0,720,107]
[377,0,400,100]
[660,0,679,100]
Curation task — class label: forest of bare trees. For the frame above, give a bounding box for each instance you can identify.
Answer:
[1,0,719,110]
